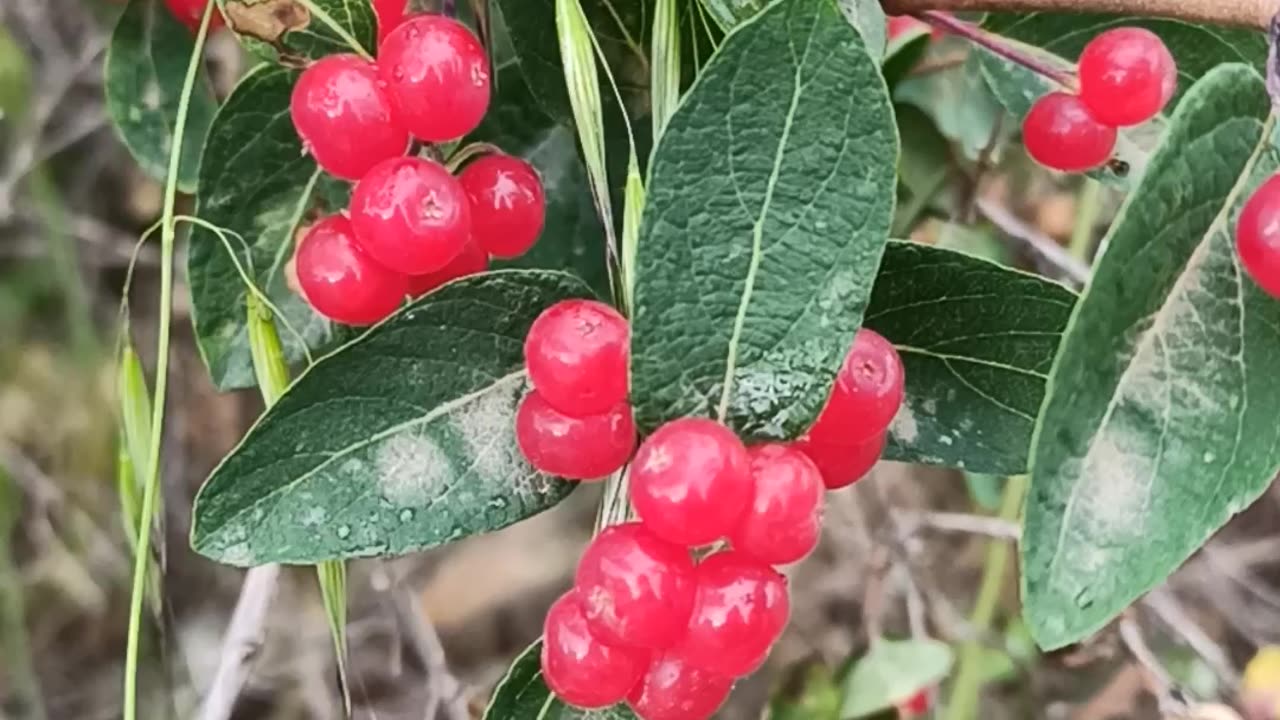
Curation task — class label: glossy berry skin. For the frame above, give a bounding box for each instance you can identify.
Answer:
[524,299,629,417]
[515,390,635,480]
[678,552,790,678]
[1236,173,1280,298]
[1078,28,1177,127]
[626,654,734,720]
[164,0,223,33]
[794,431,885,490]
[294,215,408,326]
[290,55,409,181]
[349,156,471,275]
[728,444,823,565]
[808,329,905,447]
[378,14,491,142]
[541,590,648,709]
[1022,92,1117,173]
[406,241,488,297]
[630,418,753,547]
[897,688,934,718]
[374,0,406,44]
[575,523,696,651]
[460,154,547,258]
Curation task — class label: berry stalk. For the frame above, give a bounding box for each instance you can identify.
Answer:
[884,0,1274,30]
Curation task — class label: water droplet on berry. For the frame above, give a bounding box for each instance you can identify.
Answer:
[336,525,351,539]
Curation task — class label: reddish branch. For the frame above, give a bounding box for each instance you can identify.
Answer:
[881,0,1278,30]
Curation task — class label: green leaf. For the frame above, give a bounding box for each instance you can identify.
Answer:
[698,0,886,57]
[492,0,646,123]
[222,0,376,64]
[866,242,1077,475]
[1022,64,1280,649]
[484,642,639,719]
[631,0,897,440]
[105,0,217,193]
[895,49,1008,163]
[191,270,589,566]
[188,64,345,391]
[839,638,953,719]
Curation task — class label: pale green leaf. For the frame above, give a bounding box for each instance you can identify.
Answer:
[840,638,953,719]
[1023,64,1280,649]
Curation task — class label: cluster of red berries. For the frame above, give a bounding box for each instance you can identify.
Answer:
[1022,27,1176,173]
[514,300,905,717]
[280,13,545,326]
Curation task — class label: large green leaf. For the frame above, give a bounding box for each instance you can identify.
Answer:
[105,0,217,193]
[188,65,344,391]
[1022,64,1280,649]
[484,642,639,720]
[698,0,886,58]
[191,271,589,566]
[867,242,1076,475]
[631,0,897,440]
[221,0,376,64]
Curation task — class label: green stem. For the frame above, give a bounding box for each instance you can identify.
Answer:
[122,5,214,718]
[1068,178,1103,263]
[944,475,1027,720]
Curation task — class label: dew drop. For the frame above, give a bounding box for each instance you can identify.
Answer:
[336,525,351,539]
[1203,451,1216,463]
[399,508,414,522]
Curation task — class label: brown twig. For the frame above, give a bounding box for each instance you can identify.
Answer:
[918,11,1075,87]
[881,0,1277,30]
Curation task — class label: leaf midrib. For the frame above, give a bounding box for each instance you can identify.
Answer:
[715,7,819,421]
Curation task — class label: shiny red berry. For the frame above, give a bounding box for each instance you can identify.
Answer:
[626,654,733,720]
[378,14,491,142]
[794,431,885,490]
[1236,173,1280,298]
[807,329,905,446]
[629,418,752,547]
[575,523,696,651]
[541,590,648,709]
[349,156,471,275]
[515,390,635,480]
[1078,28,1177,127]
[163,0,223,32]
[459,154,547,258]
[406,241,488,297]
[897,688,935,718]
[294,215,408,326]
[1022,92,1116,172]
[678,552,789,678]
[289,55,409,181]
[524,299,629,417]
[728,444,823,565]
[373,0,406,44]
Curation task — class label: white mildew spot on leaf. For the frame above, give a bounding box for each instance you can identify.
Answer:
[375,431,452,508]
[452,374,528,482]
[219,542,256,567]
[890,402,919,444]
[302,506,327,526]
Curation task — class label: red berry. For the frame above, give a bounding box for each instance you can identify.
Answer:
[378,14,491,142]
[626,654,733,720]
[897,688,935,718]
[541,590,648,709]
[349,156,471,275]
[516,390,635,480]
[794,431,885,490]
[524,299,629,417]
[459,154,547,258]
[1236,173,1280,298]
[406,240,488,297]
[887,16,924,40]
[294,215,408,326]
[728,445,823,565]
[807,329,905,446]
[1078,27,1177,127]
[629,418,752,547]
[678,552,789,678]
[163,0,224,32]
[373,0,407,44]
[1022,91,1117,172]
[290,55,409,181]
[575,523,696,651]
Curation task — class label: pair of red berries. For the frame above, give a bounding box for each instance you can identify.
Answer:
[1022,27,1176,172]
[287,14,547,326]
